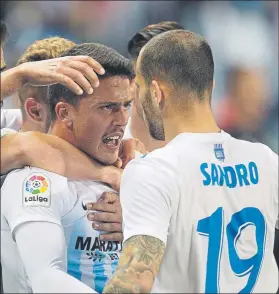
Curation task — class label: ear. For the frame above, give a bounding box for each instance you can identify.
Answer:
[150,80,163,107]
[55,102,74,128]
[25,98,44,122]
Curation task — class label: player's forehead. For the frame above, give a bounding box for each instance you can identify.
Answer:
[84,76,133,105]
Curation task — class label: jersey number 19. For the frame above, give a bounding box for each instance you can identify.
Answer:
[197,207,266,293]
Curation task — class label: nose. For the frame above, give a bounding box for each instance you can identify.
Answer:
[113,107,129,127]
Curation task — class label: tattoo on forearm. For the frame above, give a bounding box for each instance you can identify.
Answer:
[103,235,165,293]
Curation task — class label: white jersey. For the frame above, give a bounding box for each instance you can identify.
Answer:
[1,167,120,293]
[1,109,22,130]
[120,131,279,293]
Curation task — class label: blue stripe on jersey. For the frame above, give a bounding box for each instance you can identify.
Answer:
[67,221,84,281]
[111,259,118,275]
[93,250,106,293]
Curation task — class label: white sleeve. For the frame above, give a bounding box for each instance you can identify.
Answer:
[120,157,177,245]
[1,167,74,239]
[15,222,96,293]
[1,109,22,130]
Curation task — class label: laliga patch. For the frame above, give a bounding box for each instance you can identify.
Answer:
[23,173,51,207]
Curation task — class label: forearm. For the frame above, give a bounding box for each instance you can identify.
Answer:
[1,131,120,189]
[16,222,96,293]
[1,66,24,101]
[22,132,107,181]
[103,236,165,293]
[31,267,95,293]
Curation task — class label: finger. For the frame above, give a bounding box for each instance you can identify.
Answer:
[59,67,93,95]
[52,73,84,95]
[87,212,121,223]
[86,202,116,213]
[98,192,119,204]
[99,232,123,242]
[68,60,100,88]
[68,56,105,75]
[113,157,122,169]
[121,139,147,168]
[92,222,122,232]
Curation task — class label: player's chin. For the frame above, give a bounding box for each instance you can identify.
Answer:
[97,150,119,166]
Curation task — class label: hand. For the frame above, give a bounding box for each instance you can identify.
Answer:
[86,192,123,242]
[100,165,122,192]
[17,55,105,95]
[118,138,147,168]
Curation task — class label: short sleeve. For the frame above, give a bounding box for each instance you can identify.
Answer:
[1,167,73,239]
[120,157,178,245]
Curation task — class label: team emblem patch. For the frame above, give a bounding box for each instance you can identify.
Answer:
[214,143,225,162]
[23,173,51,207]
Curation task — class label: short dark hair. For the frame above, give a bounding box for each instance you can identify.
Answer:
[139,30,214,101]
[48,43,135,120]
[0,21,8,44]
[128,21,185,60]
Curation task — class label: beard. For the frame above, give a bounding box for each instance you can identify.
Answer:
[141,90,165,141]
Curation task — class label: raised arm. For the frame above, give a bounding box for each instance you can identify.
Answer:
[1,131,121,190]
[1,55,104,101]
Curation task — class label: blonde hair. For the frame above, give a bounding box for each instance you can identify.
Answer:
[17,36,76,65]
[17,37,76,117]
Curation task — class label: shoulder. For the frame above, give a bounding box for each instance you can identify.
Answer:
[2,167,70,210]
[2,166,68,192]
[0,127,17,138]
[124,146,178,180]
[122,145,180,199]
[231,137,278,160]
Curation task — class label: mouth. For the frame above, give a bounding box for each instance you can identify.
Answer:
[101,132,123,151]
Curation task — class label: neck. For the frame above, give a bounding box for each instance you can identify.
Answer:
[164,103,220,141]
[20,120,43,133]
[130,106,166,152]
[49,121,72,142]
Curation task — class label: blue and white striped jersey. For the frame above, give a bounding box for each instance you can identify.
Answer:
[1,167,121,293]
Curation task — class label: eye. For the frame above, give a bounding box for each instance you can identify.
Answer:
[124,101,132,110]
[101,104,114,110]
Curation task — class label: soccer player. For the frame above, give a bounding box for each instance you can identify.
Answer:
[0,21,120,191]
[1,42,135,293]
[124,21,184,152]
[11,36,125,241]
[16,36,76,133]
[104,30,279,293]
[17,37,75,133]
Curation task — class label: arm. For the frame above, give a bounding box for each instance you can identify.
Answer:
[1,55,104,101]
[15,222,96,293]
[103,158,175,293]
[1,66,25,101]
[1,131,121,191]
[104,235,165,293]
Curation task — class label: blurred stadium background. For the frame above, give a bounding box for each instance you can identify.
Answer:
[1,0,278,153]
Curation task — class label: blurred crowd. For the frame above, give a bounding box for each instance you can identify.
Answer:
[2,0,278,153]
